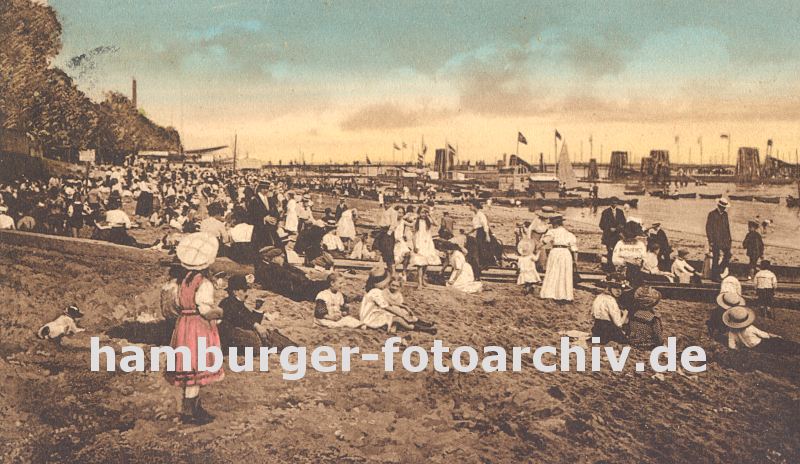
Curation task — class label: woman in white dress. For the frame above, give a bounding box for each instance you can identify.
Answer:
[284,192,299,234]
[443,242,482,293]
[539,214,578,302]
[410,207,441,287]
[337,207,357,246]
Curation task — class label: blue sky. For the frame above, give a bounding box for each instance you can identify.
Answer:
[49,0,800,162]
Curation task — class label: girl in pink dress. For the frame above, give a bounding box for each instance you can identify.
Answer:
[166,233,224,425]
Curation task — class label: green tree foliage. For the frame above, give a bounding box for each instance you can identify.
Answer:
[0,0,180,159]
[0,0,62,129]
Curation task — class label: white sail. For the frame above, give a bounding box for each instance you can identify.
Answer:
[557,142,578,189]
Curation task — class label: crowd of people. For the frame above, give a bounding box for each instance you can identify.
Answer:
[11,161,798,425]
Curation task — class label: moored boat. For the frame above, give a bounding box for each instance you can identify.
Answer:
[729,195,754,201]
[754,196,780,204]
[787,196,799,207]
[699,193,722,199]
[623,189,646,196]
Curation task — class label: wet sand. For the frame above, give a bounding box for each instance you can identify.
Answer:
[1,198,799,463]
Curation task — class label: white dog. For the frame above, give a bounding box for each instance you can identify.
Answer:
[37,305,85,340]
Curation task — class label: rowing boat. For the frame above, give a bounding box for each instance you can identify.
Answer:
[729,195,753,201]
[623,189,646,196]
[754,196,780,204]
[331,258,800,308]
[698,193,722,199]
[653,192,697,200]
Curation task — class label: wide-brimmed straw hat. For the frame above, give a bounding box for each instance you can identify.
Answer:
[717,198,730,208]
[722,306,755,329]
[717,292,746,309]
[517,238,535,257]
[633,286,661,309]
[536,206,557,218]
[176,232,219,270]
[548,214,564,225]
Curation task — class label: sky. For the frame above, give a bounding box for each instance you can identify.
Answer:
[47,0,800,164]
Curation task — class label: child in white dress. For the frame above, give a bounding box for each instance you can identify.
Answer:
[516,239,541,294]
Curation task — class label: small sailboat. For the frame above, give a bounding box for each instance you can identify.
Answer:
[556,142,578,190]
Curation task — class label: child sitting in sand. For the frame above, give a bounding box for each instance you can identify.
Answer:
[314,273,362,329]
[627,286,664,349]
[591,276,629,344]
[359,277,437,334]
[754,260,777,319]
[723,306,800,354]
[349,232,376,261]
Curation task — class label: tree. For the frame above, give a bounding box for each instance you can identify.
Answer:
[0,0,62,130]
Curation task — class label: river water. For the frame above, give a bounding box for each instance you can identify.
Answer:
[563,182,800,251]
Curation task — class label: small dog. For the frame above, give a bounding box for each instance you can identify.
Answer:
[37,305,85,340]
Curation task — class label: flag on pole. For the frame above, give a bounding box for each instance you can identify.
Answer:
[447,143,456,153]
[393,143,400,150]
[555,130,562,140]
[402,142,407,149]
[422,142,428,154]
[366,155,371,164]
[417,152,424,165]
[720,134,729,139]
[517,132,528,145]
[767,139,773,146]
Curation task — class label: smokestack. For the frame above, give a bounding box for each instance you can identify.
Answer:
[132,77,137,108]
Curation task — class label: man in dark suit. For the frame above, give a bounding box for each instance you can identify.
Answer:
[705,198,732,281]
[248,181,282,253]
[647,223,672,271]
[599,200,626,271]
[335,198,347,221]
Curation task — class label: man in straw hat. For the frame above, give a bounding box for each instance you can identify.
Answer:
[599,198,626,271]
[723,306,800,354]
[705,198,732,282]
[166,232,224,425]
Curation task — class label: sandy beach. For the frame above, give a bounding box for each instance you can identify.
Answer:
[1,198,799,463]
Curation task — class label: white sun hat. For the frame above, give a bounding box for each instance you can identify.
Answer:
[176,232,219,270]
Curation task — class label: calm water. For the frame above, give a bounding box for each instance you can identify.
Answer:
[565,183,800,251]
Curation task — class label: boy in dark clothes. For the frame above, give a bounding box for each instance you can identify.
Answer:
[742,219,764,279]
[219,274,295,350]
